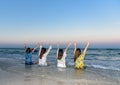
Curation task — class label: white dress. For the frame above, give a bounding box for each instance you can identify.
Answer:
[38,45,52,66]
[57,50,67,68]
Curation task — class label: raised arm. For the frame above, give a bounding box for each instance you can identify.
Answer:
[45,44,52,56]
[38,45,42,56]
[83,42,89,55]
[32,44,39,53]
[57,43,60,57]
[74,42,77,54]
[64,42,71,53]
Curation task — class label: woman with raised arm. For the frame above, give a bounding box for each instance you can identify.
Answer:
[57,42,71,68]
[38,43,52,66]
[24,43,38,65]
[74,42,89,69]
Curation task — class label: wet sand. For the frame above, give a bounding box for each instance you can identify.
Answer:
[0,64,119,85]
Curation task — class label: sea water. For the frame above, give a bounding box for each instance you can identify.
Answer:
[0,48,120,84]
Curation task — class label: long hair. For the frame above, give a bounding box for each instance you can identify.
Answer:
[74,48,81,62]
[39,47,46,59]
[58,49,63,60]
[26,48,31,53]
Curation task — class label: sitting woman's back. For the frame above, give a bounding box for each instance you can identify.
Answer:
[38,45,52,66]
[74,42,89,69]
[24,44,39,65]
[57,43,71,68]
[57,49,67,68]
[25,48,33,65]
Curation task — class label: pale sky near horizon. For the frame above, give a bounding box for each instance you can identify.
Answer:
[0,0,120,48]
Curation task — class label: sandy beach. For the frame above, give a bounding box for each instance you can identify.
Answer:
[0,63,119,85]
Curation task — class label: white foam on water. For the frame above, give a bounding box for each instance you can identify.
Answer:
[67,61,75,66]
[87,65,120,71]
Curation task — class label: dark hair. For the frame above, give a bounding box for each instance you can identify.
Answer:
[58,49,63,60]
[76,48,81,53]
[26,48,31,53]
[39,47,46,59]
[74,48,81,62]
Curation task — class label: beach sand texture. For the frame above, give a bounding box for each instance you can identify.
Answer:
[0,64,119,85]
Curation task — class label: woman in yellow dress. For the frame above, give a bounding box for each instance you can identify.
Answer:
[74,42,89,69]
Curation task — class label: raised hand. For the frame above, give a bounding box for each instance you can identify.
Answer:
[83,41,90,55]
[65,42,71,52]
[74,42,77,54]
[68,42,71,47]
[74,42,76,47]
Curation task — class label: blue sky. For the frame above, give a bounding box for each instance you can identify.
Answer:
[0,0,120,48]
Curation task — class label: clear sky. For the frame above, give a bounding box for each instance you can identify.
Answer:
[0,0,120,48]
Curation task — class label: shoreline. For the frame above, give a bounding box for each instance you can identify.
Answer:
[0,64,119,85]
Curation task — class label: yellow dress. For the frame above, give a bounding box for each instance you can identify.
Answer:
[75,53,85,69]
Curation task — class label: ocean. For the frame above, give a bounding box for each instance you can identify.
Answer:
[0,48,120,85]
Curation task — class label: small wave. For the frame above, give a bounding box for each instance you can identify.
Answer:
[85,56,120,61]
[105,48,120,50]
[87,65,120,71]
[100,57,120,61]
[67,62,75,66]
[0,57,14,61]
